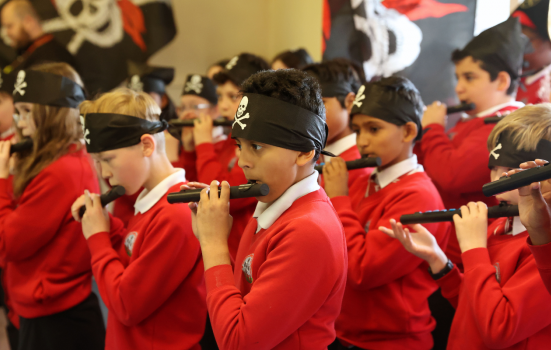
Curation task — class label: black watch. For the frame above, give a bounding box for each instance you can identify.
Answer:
[428,259,454,280]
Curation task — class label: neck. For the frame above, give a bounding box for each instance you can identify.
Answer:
[378,147,413,172]
[142,155,176,191]
[327,128,353,146]
[474,95,514,115]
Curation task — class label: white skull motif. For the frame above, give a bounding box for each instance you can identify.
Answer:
[185,75,203,94]
[128,75,143,92]
[41,0,124,55]
[13,70,27,96]
[80,115,90,144]
[353,85,366,108]
[226,56,239,70]
[233,96,250,130]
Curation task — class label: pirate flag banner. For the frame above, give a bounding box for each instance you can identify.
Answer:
[0,0,177,94]
[323,0,476,106]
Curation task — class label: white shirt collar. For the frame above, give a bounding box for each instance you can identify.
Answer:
[323,133,357,156]
[0,127,14,140]
[134,169,187,215]
[510,217,526,236]
[371,154,423,190]
[475,101,525,118]
[525,63,551,86]
[253,171,320,232]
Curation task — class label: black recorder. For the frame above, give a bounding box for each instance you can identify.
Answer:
[167,182,270,204]
[482,163,551,197]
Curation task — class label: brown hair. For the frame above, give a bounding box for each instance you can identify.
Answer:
[487,103,551,152]
[13,62,84,197]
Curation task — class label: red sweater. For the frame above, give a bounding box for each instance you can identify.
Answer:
[438,218,551,349]
[527,239,551,295]
[196,137,257,261]
[112,192,140,227]
[0,147,98,318]
[331,171,450,350]
[205,189,347,349]
[517,71,550,105]
[87,182,206,350]
[319,145,373,188]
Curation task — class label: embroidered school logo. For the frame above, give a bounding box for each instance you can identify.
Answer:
[226,56,239,70]
[185,75,203,94]
[233,96,250,130]
[13,70,27,96]
[242,253,254,283]
[128,75,143,92]
[490,143,502,160]
[353,85,365,108]
[80,115,90,144]
[124,231,138,257]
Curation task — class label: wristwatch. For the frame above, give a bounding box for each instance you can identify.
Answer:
[428,259,454,280]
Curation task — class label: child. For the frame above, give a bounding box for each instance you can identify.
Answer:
[416,17,528,267]
[512,1,551,104]
[207,59,229,80]
[0,72,15,141]
[195,52,269,261]
[187,69,347,349]
[303,59,372,187]
[271,48,313,70]
[381,104,551,348]
[166,74,221,182]
[0,63,105,350]
[323,77,449,350]
[73,88,207,350]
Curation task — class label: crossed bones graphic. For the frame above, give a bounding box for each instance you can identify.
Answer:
[490,143,502,159]
[233,96,250,130]
[353,85,366,108]
[80,115,91,144]
[13,71,27,96]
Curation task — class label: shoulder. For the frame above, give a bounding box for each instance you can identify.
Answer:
[36,148,93,182]
[150,182,192,225]
[387,172,444,206]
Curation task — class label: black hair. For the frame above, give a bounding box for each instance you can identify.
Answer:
[272,49,314,69]
[241,69,325,161]
[213,53,270,86]
[451,49,518,95]
[302,58,363,107]
[210,58,230,69]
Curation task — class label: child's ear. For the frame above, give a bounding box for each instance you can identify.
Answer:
[496,71,512,94]
[344,92,356,114]
[296,150,316,166]
[141,134,156,157]
[402,122,418,143]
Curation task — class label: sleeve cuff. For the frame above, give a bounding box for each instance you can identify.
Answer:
[86,232,112,257]
[205,264,235,293]
[195,143,216,157]
[437,265,462,298]
[461,247,491,271]
[528,237,551,270]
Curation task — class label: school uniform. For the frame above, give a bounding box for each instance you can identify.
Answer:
[527,239,551,295]
[0,128,15,142]
[86,169,206,350]
[331,155,450,350]
[205,171,347,350]
[517,65,551,105]
[415,101,523,268]
[0,145,105,350]
[195,136,257,261]
[437,217,551,349]
[320,133,372,188]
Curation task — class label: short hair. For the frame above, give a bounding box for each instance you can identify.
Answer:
[80,88,165,152]
[451,49,518,96]
[272,48,314,69]
[240,69,325,161]
[487,104,551,153]
[302,58,363,107]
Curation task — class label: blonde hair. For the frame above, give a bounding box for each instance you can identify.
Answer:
[79,88,165,152]
[487,103,551,152]
[13,62,84,197]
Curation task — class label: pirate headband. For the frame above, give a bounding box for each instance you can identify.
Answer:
[305,71,355,98]
[231,93,334,156]
[182,75,218,105]
[82,113,168,153]
[12,70,85,108]
[350,84,423,141]
[488,130,551,169]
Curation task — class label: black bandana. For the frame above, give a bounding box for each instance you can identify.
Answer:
[12,70,85,108]
[350,83,423,141]
[81,113,168,153]
[230,93,334,156]
[488,130,551,169]
[305,71,355,98]
[0,71,15,95]
[127,67,175,95]
[512,0,550,41]
[181,75,217,105]
[215,54,266,86]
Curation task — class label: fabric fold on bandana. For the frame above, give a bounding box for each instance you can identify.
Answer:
[12,70,85,108]
[82,113,168,153]
[230,93,334,156]
[488,131,551,169]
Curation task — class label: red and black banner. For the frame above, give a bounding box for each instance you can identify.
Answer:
[323,0,476,105]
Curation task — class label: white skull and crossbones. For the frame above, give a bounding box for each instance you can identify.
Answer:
[226,56,239,70]
[353,85,366,108]
[13,70,27,96]
[185,75,203,94]
[491,143,502,159]
[80,115,90,144]
[128,75,143,92]
[233,96,250,130]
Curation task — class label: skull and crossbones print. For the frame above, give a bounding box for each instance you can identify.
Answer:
[490,143,502,159]
[128,75,143,92]
[353,85,366,108]
[13,70,27,96]
[185,75,203,94]
[233,96,250,130]
[80,115,91,144]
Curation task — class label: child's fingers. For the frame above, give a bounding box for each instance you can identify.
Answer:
[84,190,93,209]
[219,181,230,203]
[379,226,396,239]
[209,180,220,201]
